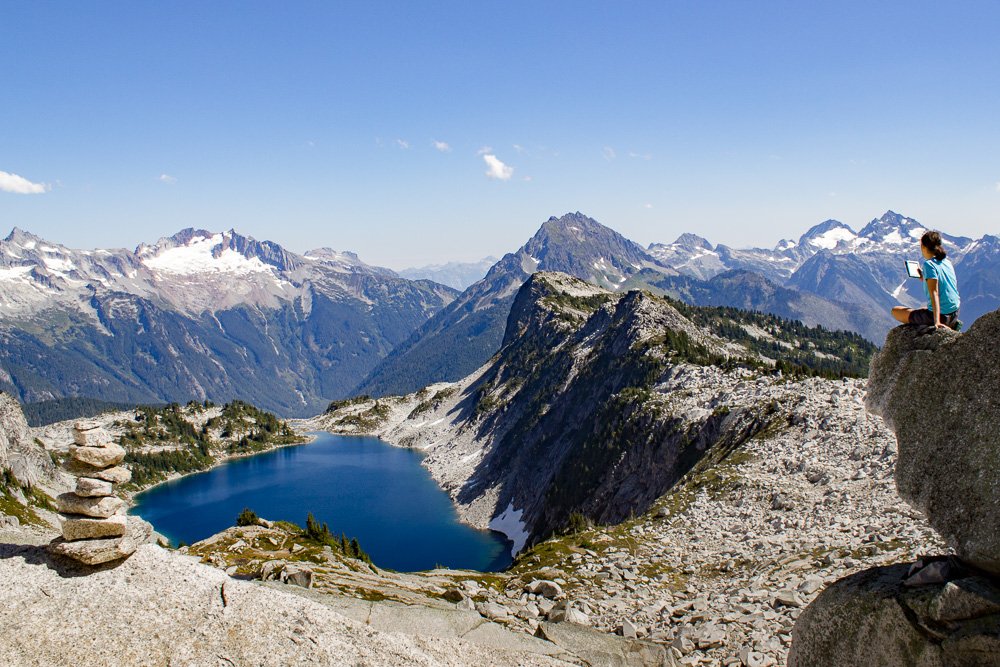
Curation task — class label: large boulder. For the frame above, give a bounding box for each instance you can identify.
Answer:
[788,563,1000,667]
[866,312,1000,575]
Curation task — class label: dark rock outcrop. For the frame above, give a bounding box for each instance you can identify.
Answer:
[0,391,56,488]
[866,313,1000,575]
[789,562,1000,667]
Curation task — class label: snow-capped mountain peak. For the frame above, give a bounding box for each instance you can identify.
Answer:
[0,227,409,320]
[798,219,858,250]
[857,210,926,246]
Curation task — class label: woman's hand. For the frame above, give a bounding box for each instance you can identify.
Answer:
[935,322,949,329]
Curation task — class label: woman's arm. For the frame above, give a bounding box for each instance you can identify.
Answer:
[927,277,946,327]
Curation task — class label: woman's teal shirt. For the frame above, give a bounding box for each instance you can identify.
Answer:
[923,257,960,313]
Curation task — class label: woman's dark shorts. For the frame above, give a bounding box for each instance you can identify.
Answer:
[909,309,960,329]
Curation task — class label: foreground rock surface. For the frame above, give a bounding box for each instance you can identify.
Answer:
[788,562,1000,667]
[0,544,573,667]
[866,313,1000,574]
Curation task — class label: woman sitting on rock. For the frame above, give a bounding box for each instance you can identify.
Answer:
[892,230,961,330]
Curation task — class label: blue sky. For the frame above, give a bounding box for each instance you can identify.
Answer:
[2,1,998,268]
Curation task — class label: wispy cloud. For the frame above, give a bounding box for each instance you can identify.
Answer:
[396,139,410,149]
[476,146,493,156]
[513,144,526,154]
[158,173,177,185]
[0,170,49,194]
[433,140,451,152]
[628,151,652,160]
[643,203,653,209]
[602,146,616,161]
[482,154,514,181]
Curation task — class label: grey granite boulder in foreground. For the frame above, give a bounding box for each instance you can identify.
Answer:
[789,562,1000,667]
[866,311,1000,575]
[791,310,1000,666]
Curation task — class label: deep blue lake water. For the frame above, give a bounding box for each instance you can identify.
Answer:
[130,433,512,572]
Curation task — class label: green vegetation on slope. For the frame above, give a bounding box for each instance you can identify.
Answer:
[0,470,55,526]
[120,400,304,490]
[664,297,876,379]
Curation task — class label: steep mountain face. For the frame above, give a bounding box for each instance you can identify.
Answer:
[324,272,874,552]
[354,213,673,398]
[399,257,498,291]
[0,228,457,417]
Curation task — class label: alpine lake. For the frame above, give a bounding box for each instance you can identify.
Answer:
[130,432,513,572]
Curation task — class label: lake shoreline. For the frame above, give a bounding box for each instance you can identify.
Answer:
[129,431,513,572]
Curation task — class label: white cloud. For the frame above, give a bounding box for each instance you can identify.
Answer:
[513,144,526,154]
[477,146,493,156]
[628,151,652,160]
[396,139,410,149]
[602,146,616,161]
[643,203,653,209]
[0,170,49,194]
[158,173,177,184]
[483,154,513,181]
[433,140,451,152]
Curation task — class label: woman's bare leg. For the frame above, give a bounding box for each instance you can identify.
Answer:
[892,306,912,324]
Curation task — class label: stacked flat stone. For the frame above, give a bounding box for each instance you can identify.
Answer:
[48,420,151,565]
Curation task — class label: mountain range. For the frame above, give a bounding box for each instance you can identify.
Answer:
[0,228,456,416]
[357,210,998,398]
[649,211,998,323]
[2,210,995,415]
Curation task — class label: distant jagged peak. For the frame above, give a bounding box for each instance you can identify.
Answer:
[170,227,217,246]
[671,233,714,250]
[857,210,926,245]
[3,227,46,246]
[2,227,67,254]
[798,219,858,250]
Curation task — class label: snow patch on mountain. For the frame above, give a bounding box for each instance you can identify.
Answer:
[806,226,857,250]
[143,234,274,276]
[489,502,529,556]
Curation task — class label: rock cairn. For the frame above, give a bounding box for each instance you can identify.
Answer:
[48,420,152,565]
